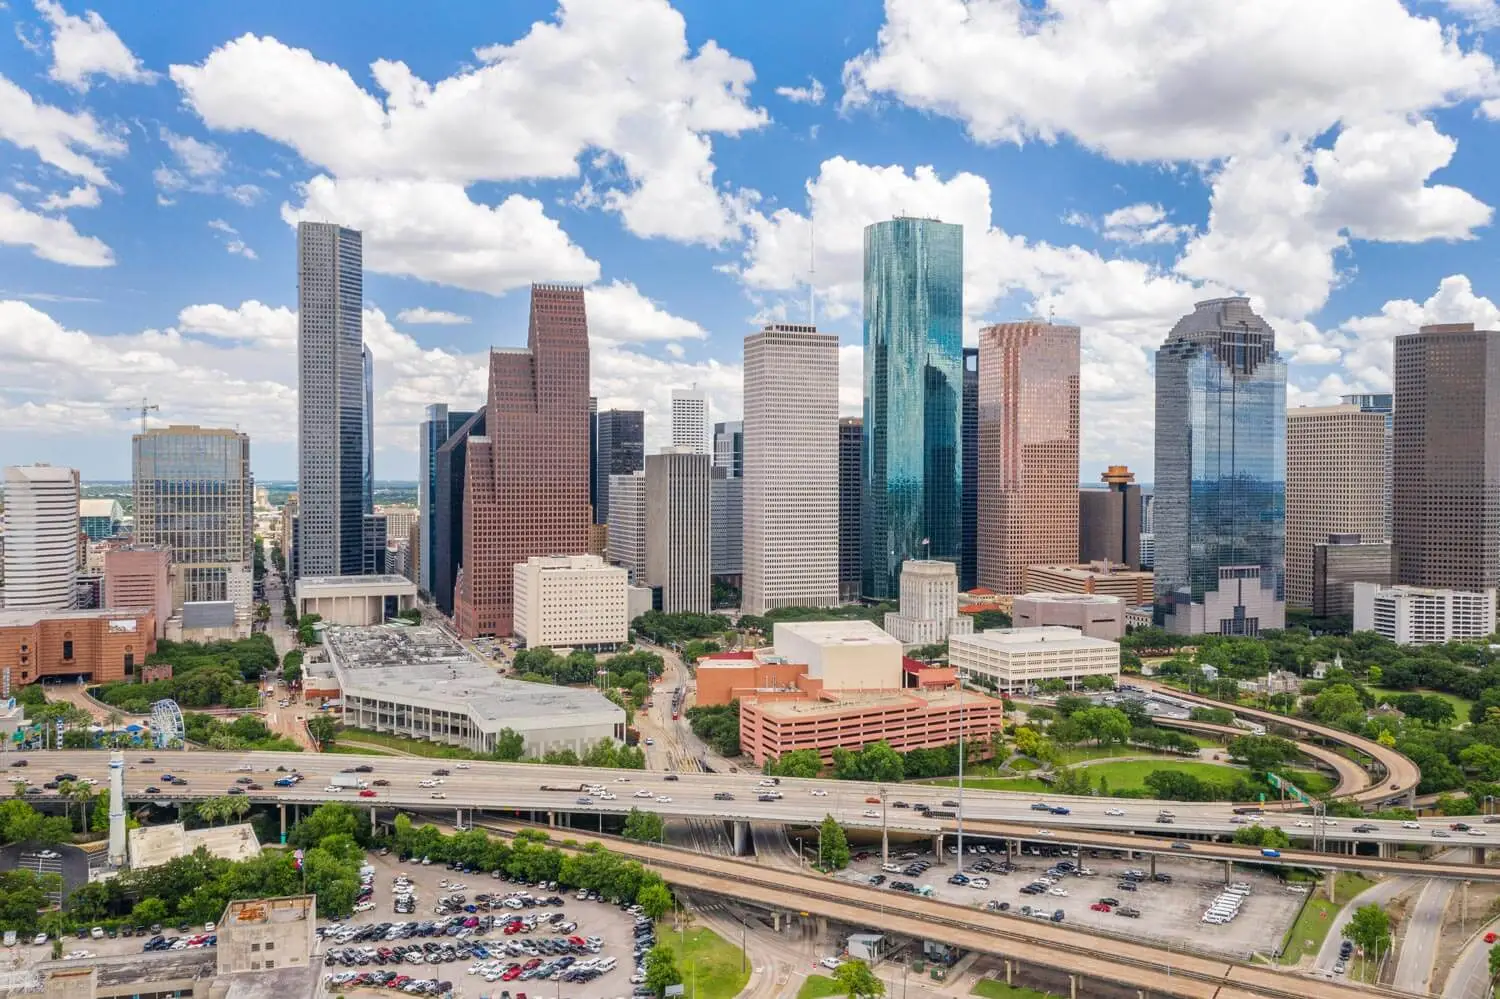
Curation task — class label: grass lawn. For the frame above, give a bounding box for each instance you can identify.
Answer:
[1277,873,1377,965]
[1055,745,1188,764]
[796,976,844,999]
[1072,759,1247,792]
[926,776,1053,793]
[1368,686,1474,727]
[661,923,749,999]
[335,728,492,759]
[1284,768,1335,795]
[971,980,1056,999]
[320,743,393,756]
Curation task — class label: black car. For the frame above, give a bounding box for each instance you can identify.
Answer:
[942,799,960,808]
[432,769,450,776]
[144,786,161,794]
[663,774,680,781]
[353,765,375,773]
[227,787,245,795]
[1115,907,1141,918]
[892,800,909,808]
[9,759,26,767]
[1152,873,1172,883]
[713,792,734,801]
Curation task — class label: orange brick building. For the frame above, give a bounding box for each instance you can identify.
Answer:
[0,608,157,686]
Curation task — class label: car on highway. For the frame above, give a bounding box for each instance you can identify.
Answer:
[360,789,378,798]
[942,800,959,808]
[1104,808,1124,816]
[374,779,390,786]
[1294,820,1312,828]
[1452,822,1472,831]
[430,792,447,799]
[656,796,672,803]
[325,785,344,793]
[1171,841,1191,851]
[1089,902,1111,912]
[864,796,880,804]
[1470,828,1487,836]
[634,789,653,798]
[1433,829,1452,838]
[236,776,254,785]
[1402,820,1421,829]
[139,757,155,764]
[575,797,592,805]
[810,789,827,797]
[1486,932,1498,945]
[1352,824,1376,833]
[432,769,450,776]
[145,786,160,794]
[1050,806,1071,815]
[227,787,245,795]
[455,763,469,770]
[861,809,879,818]
[892,800,909,808]
[663,774,680,782]
[713,792,734,801]
[1034,829,1053,836]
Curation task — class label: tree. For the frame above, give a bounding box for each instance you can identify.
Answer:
[644,943,683,997]
[289,803,364,849]
[132,896,169,927]
[623,808,665,843]
[1346,903,1392,960]
[306,714,337,746]
[1488,941,1500,996]
[767,749,823,779]
[1231,825,1291,848]
[492,728,525,761]
[832,959,885,997]
[818,814,850,870]
[637,881,673,921]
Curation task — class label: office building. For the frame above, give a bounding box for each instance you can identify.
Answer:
[646,449,710,613]
[3,464,80,610]
[1022,562,1155,606]
[861,216,964,600]
[1392,324,1500,591]
[962,346,978,591]
[78,499,122,541]
[838,417,863,601]
[1139,533,1155,570]
[607,472,648,584]
[713,421,744,478]
[295,574,418,626]
[419,405,476,596]
[133,425,254,620]
[362,345,374,513]
[743,322,839,614]
[103,546,171,638]
[1313,535,1393,618]
[977,320,1081,595]
[883,559,974,645]
[1353,582,1496,645]
[588,396,597,518]
[1079,466,1142,568]
[432,409,484,616]
[1013,592,1125,641]
[512,554,629,650]
[594,409,644,524]
[375,504,417,543]
[1285,405,1387,609]
[670,388,709,454]
[1341,392,1393,540]
[361,514,387,574]
[296,221,365,579]
[710,468,743,578]
[0,606,156,686]
[456,285,591,638]
[1153,298,1286,635]
[949,626,1121,694]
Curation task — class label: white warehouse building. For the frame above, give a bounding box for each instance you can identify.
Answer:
[772,619,903,690]
[949,626,1120,694]
[512,554,629,650]
[1352,583,1497,646]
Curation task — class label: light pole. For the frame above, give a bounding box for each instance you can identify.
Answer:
[880,786,889,869]
[957,668,967,874]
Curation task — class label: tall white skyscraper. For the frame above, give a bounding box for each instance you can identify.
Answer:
[742,323,839,614]
[297,221,365,578]
[606,472,647,584]
[3,464,80,610]
[670,388,709,455]
[645,449,711,613]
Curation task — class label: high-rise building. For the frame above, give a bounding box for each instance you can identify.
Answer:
[594,410,645,524]
[961,347,978,591]
[606,472,647,584]
[645,449,710,613]
[78,499,122,541]
[838,417,863,602]
[133,426,254,614]
[418,405,475,596]
[296,220,365,578]
[883,559,973,645]
[710,468,742,578]
[670,389,709,455]
[1285,405,1387,609]
[1079,466,1142,568]
[743,323,839,614]
[1154,297,1286,635]
[1341,393,1393,540]
[976,320,1081,595]
[432,409,484,616]
[1392,324,1500,591]
[457,285,591,637]
[362,345,374,514]
[361,514,387,574]
[861,216,964,601]
[2,464,79,610]
[712,421,744,478]
[588,396,598,520]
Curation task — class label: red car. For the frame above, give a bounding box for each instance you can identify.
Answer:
[1487,932,1498,944]
[501,965,522,982]
[1090,902,1111,912]
[523,958,541,971]
[865,796,880,804]
[359,789,377,798]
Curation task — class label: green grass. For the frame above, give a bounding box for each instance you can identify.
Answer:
[1009,758,1040,772]
[926,776,1053,793]
[971,980,1056,999]
[797,976,844,999]
[660,923,749,999]
[1055,745,1191,764]
[1277,874,1376,965]
[1072,759,1247,792]
[320,742,393,756]
[335,728,492,759]
[1368,686,1473,727]
[1284,768,1335,795]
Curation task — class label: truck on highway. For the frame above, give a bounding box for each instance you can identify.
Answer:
[539,785,585,793]
[927,808,958,819]
[329,772,366,789]
[1260,848,1281,858]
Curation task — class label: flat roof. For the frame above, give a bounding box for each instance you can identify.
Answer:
[297,574,416,591]
[224,895,315,926]
[1017,592,1125,605]
[0,606,152,628]
[953,626,1120,653]
[752,685,1002,719]
[1025,564,1153,579]
[774,619,902,647]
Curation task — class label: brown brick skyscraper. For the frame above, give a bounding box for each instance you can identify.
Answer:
[456,284,591,637]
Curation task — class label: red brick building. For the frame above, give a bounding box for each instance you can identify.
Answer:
[0,607,157,686]
[456,285,591,637]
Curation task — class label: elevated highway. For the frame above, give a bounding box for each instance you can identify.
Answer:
[1150,716,1371,799]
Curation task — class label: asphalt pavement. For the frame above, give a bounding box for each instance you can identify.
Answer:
[1394,878,1455,993]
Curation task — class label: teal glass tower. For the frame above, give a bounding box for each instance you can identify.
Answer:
[861,217,964,601]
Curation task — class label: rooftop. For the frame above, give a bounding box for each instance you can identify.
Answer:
[297,574,417,590]
[223,895,316,926]
[1017,592,1125,606]
[953,626,1119,653]
[751,685,1000,719]
[1026,563,1152,579]
[79,498,122,518]
[773,619,902,648]
[0,606,152,629]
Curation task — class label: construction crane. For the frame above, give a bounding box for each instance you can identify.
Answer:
[125,397,159,434]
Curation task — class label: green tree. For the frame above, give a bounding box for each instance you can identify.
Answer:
[306,714,337,746]
[492,728,526,761]
[132,896,169,927]
[1231,825,1291,848]
[644,944,683,998]
[636,881,673,921]
[1347,903,1392,960]
[766,749,822,778]
[832,958,886,997]
[288,803,363,849]
[1488,942,1500,997]
[622,808,665,843]
[818,814,850,870]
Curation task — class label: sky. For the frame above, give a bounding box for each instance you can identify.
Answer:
[5,0,1500,483]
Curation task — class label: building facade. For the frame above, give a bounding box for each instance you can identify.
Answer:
[1285,405,1387,609]
[0,607,156,686]
[1353,582,1496,645]
[3,464,80,611]
[419,405,476,596]
[512,554,628,650]
[1341,392,1393,540]
[433,409,484,616]
[712,421,744,478]
[838,417,863,602]
[670,388,709,454]
[1153,297,1286,635]
[645,449,711,613]
[1079,466,1142,568]
[710,469,743,577]
[296,221,365,579]
[962,346,978,591]
[296,574,417,626]
[606,472,648,584]
[1021,562,1154,606]
[949,626,1121,693]
[594,409,644,524]
[743,323,840,614]
[861,217,964,600]
[457,285,591,637]
[1313,535,1393,618]
[102,546,171,638]
[1392,324,1500,591]
[362,345,374,514]
[78,499,122,541]
[977,320,1082,595]
[1012,592,1125,641]
[883,559,974,645]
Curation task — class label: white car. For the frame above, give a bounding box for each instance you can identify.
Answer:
[1035,829,1054,836]
[456,763,470,769]
[657,795,672,803]
[634,789,654,798]
[430,792,446,799]
[1402,821,1421,830]
[1295,820,1313,828]
[968,877,990,889]
[811,789,828,797]
[325,785,343,793]
[1322,819,1338,826]
[862,809,879,818]
[615,776,631,782]
[1470,828,1487,837]
[758,779,777,787]
[1104,808,1124,817]
[599,791,617,800]
[1048,887,1069,897]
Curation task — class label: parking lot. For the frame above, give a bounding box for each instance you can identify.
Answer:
[318,847,651,998]
[833,835,1306,959]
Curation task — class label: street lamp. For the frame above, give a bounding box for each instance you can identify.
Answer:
[957,667,967,874]
[880,786,889,869]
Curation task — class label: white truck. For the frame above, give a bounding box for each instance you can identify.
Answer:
[330,772,367,789]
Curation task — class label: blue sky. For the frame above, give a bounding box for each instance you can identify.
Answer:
[4,0,1500,482]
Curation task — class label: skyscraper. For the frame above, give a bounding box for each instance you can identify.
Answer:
[456,285,591,637]
[1341,393,1393,541]
[133,426,254,614]
[670,389,709,454]
[838,417,863,601]
[297,221,365,578]
[594,410,645,524]
[861,216,964,601]
[606,472,647,584]
[961,347,978,591]
[645,449,711,613]
[712,421,744,478]
[1079,466,1143,568]
[2,464,79,610]
[710,468,743,578]
[362,345,374,514]
[976,320,1081,595]
[419,404,476,596]
[1392,323,1500,591]
[1154,297,1286,635]
[432,409,484,617]
[743,323,839,614]
[1285,406,1386,609]
[588,396,598,520]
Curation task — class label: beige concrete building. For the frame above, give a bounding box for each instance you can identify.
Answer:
[512,554,628,650]
[950,626,1120,693]
[606,472,647,584]
[772,619,903,691]
[1013,592,1126,640]
[1022,562,1154,605]
[645,449,710,613]
[102,546,171,638]
[1286,405,1387,609]
[294,574,417,625]
[217,895,316,976]
[883,559,974,645]
[1353,583,1497,645]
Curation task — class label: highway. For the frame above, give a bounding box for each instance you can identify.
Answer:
[1313,877,1411,974]
[1393,878,1454,992]
[1152,716,1370,799]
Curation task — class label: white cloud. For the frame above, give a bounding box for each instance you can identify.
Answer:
[34,0,155,91]
[0,192,112,265]
[1335,274,1500,392]
[161,129,226,177]
[1099,203,1192,245]
[396,307,471,325]
[177,300,294,348]
[586,279,708,345]
[153,129,264,206]
[776,77,825,104]
[1444,0,1500,27]
[0,73,125,185]
[205,219,256,259]
[37,183,99,210]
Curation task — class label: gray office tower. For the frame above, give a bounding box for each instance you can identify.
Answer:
[838,416,863,601]
[419,404,476,595]
[588,397,598,519]
[297,221,366,578]
[362,345,374,514]
[594,410,645,524]
[713,421,744,478]
[961,347,978,591]
[1340,392,1393,541]
[433,409,485,615]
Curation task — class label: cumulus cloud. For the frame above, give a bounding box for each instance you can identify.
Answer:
[396,308,471,325]
[0,73,125,186]
[37,183,99,211]
[206,219,257,259]
[34,0,156,91]
[1099,203,1192,245]
[0,192,112,265]
[776,77,825,104]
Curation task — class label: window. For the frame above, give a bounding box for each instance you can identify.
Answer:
[62,640,73,660]
[265,960,275,969]
[251,943,260,952]
[124,653,135,675]
[264,942,274,951]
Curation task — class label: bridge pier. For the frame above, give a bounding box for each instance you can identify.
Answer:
[1223,859,1231,882]
[1475,846,1487,865]
[1003,960,1012,985]
[1149,854,1156,878]
[279,803,287,844]
[548,811,557,828]
[933,833,944,864]
[732,821,750,856]
[1326,869,1338,902]
[1069,973,1078,999]
[371,807,377,836]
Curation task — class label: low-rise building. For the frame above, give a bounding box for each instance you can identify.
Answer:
[512,554,628,650]
[1013,592,1125,640]
[773,619,903,691]
[1353,583,1497,645]
[102,546,171,638]
[0,607,156,686]
[1021,562,1154,606]
[883,559,975,646]
[949,626,1120,694]
[295,574,417,626]
[217,895,316,976]
[1313,535,1392,618]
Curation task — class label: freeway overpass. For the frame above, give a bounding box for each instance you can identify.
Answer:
[1150,716,1371,799]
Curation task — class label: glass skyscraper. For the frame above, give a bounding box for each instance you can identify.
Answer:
[861,217,964,601]
[418,404,475,595]
[1154,297,1286,635]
